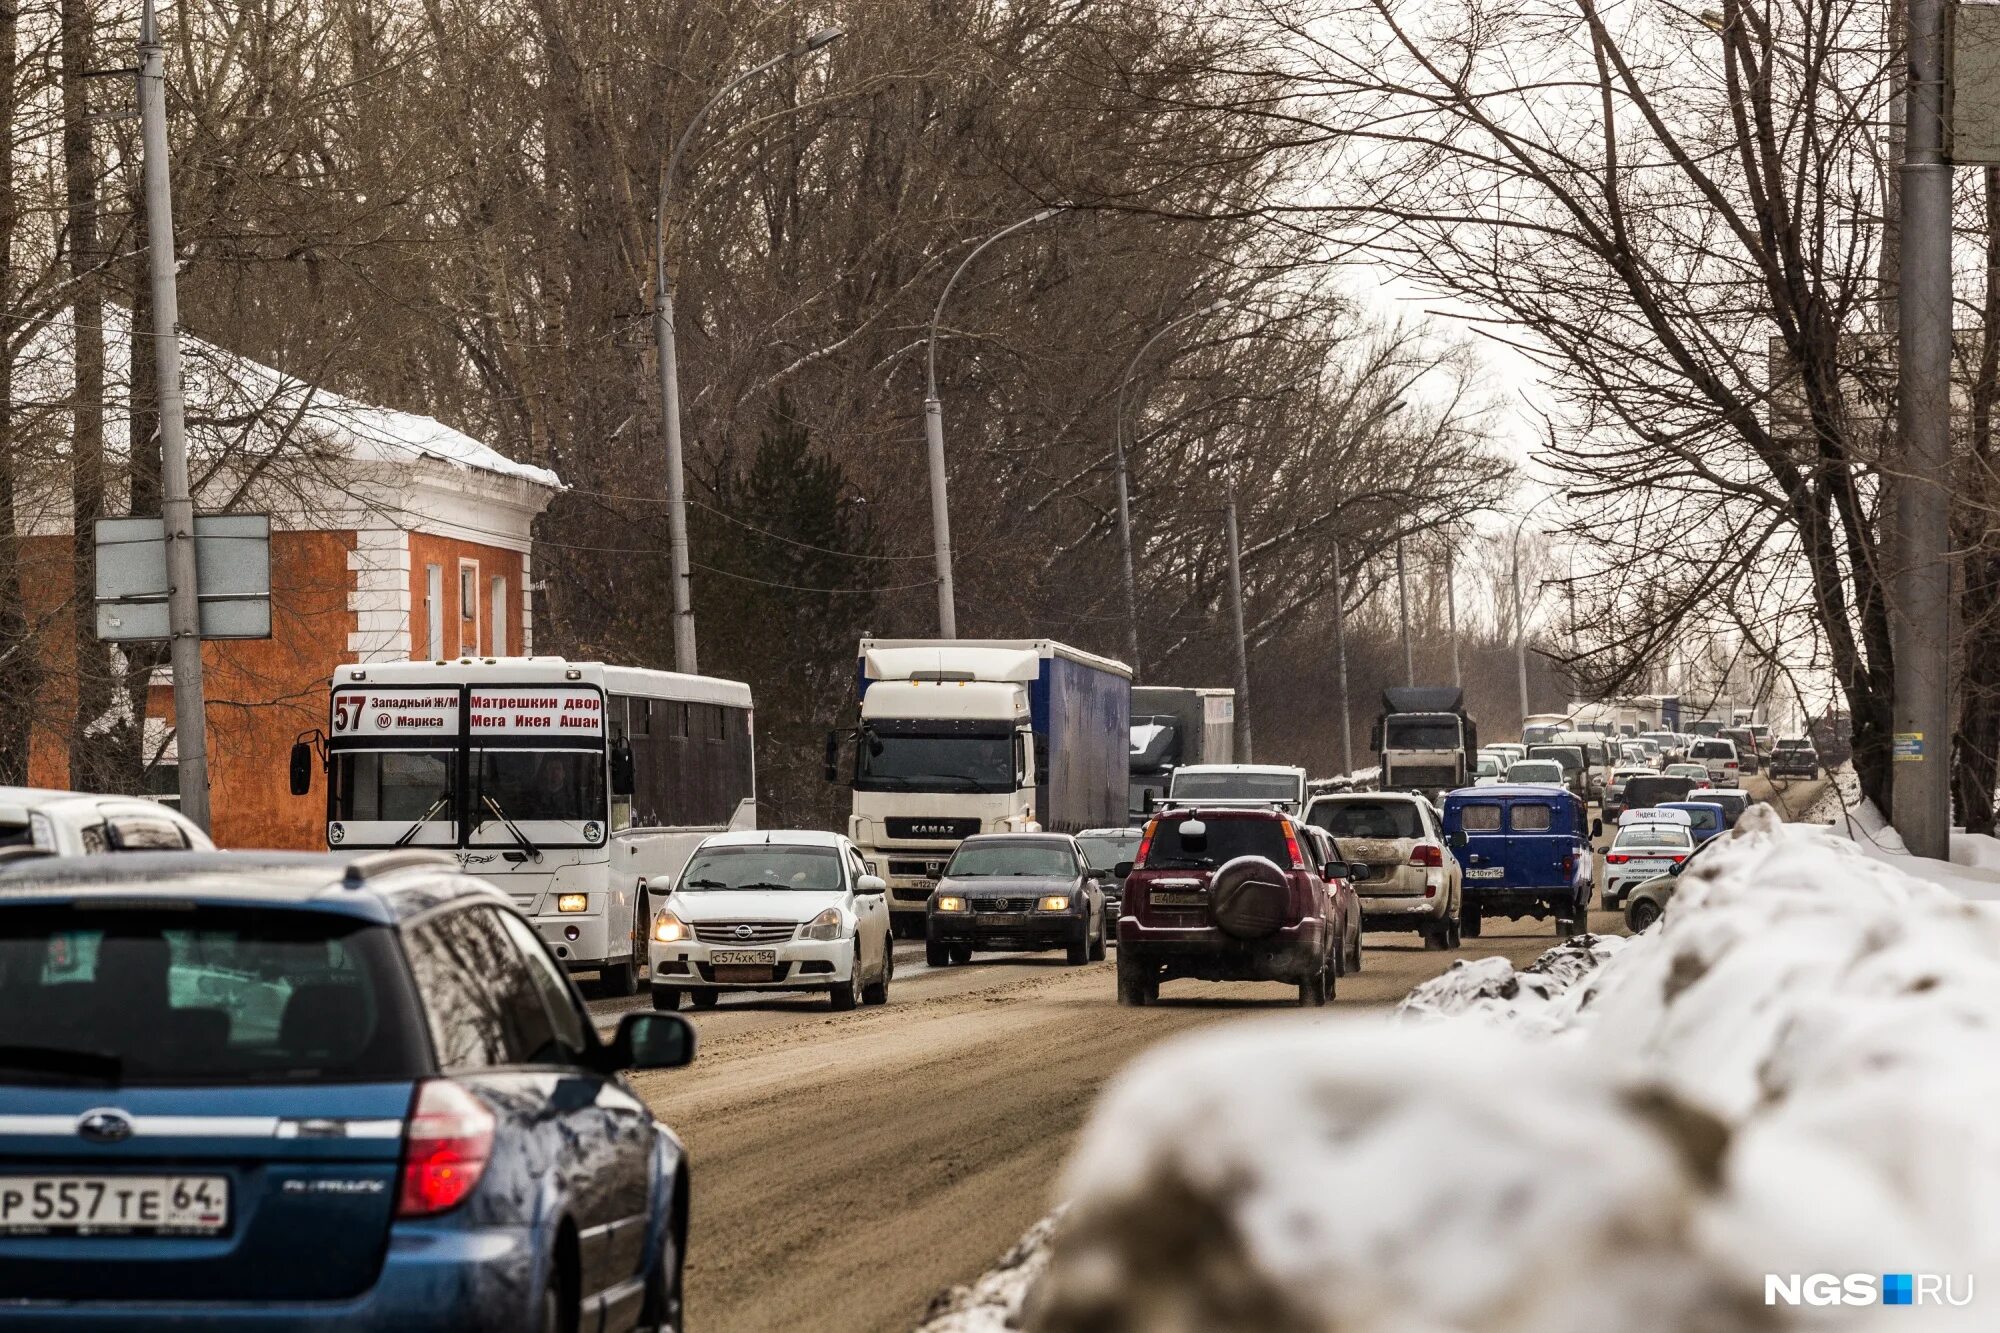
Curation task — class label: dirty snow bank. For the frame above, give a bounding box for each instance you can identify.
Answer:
[1017,805,2000,1331]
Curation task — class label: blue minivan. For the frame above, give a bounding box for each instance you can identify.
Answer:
[1441,784,1600,938]
[0,850,696,1332]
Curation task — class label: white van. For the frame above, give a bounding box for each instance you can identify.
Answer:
[1689,737,1741,788]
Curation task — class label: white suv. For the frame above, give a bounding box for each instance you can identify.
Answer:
[648,830,894,1012]
[1689,738,1741,788]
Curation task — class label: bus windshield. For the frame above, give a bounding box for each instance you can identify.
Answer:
[332,751,454,828]
[473,749,606,825]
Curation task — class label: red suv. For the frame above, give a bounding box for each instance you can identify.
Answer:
[1115,807,1361,1006]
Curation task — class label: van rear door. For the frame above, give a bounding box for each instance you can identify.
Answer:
[1504,798,1568,887]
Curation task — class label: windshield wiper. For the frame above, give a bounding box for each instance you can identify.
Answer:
[480,794,543,863]
[394,794,451,847]
[0,1044,122,1085]
[685,877,732,889]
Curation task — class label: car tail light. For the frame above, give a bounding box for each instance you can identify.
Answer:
[1561,853,1574,875]
[1725,761,1739,769]
[1605,852,1629,864]
[1409,845,1443,868]
[1282,822,1303,870]
[1134,820,1156,867]
[398,1080,495,1218]
[1668,853,1687,863]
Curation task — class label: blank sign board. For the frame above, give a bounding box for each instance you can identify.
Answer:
[95,514,272,641]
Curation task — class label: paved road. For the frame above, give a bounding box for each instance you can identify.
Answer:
[595,771,1828,1333]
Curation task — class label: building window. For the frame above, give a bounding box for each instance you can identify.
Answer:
[458,560,480,656]
[489,575,507,656]
[424,563,444,659]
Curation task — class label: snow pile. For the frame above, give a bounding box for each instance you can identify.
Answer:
[916,1211,1063,1333]
[1024,804,2000,1331]
[1398,932,1626,1034]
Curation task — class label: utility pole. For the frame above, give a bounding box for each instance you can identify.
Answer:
[655,28,843,675]
[1396,535,1414,686]
[1445,544,1461,687]
[139,0,208,831]
[1892,0,1953,859]
[1511,516,1532,727]
[1332,541,1353,775]
[1224,488,1252,762]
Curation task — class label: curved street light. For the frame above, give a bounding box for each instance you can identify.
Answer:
[921,205,1065,637]
[653,26,844,673]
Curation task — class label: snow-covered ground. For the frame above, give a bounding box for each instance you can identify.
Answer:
[930,800,2000,1330]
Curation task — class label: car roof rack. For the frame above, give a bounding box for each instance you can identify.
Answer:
[340,849,459,888]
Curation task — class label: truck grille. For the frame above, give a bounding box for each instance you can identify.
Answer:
[975,897,1034,913]
[888,858,949,878]
[1386,765,1459,790]
[691,921,798,944]
[885,817,980,840]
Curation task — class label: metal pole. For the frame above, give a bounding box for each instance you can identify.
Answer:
[139,0,208,832]
[1892,0,1953,858]
[1396,535,1414,686]
[1333,541,1352,775]
[1224,488,1252,762]
[1446,544,1461,687]
[654,29,842,674]
[924,207,1063,637]
[1511,517,1531,726]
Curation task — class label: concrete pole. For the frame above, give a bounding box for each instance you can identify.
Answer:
[1396,535,1414,686]
[1225,488,1252,762]
[654,29,842,674]
[1333,541,1353,775]
[1446,544,1461,687]
[1511,517,1532,727]
[1111,418,1138,672]
[1891,0,1953,858]
[924,206,1063,638]
[139,0,208,831]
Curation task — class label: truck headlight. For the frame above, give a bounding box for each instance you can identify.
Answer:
[556,893,588,914]
[935,895,967,913]
[652,910,689,943]
[797,907,845,941]
[1037,895,1070,912]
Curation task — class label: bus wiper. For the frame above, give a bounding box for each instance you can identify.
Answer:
[394,794,450,847]
[480,795,543,864]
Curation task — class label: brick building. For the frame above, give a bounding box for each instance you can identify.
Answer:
[23,310,559,849]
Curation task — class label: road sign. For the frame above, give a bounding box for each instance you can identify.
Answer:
[1893,732,1926,763]
[95,514,271,641]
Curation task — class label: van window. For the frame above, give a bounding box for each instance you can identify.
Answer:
[1511,803,1553,831]
[1459,804,1502,833]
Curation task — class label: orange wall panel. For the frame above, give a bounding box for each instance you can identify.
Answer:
[408,534,526,661]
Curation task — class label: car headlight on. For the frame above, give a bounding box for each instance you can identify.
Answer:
[652,910,689,943]
[934,894,968,913]
[797,907,846,941]
[1037,895,1070,912]
[556,893,588,914]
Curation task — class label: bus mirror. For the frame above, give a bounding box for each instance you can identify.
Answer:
[610,739,635,797]
[288,740,314,796]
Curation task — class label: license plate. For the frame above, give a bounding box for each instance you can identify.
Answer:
[1151,891,1206,907]
[0,1175,228,1236]
[975,912,1028,925]
[1465,867,1505,880]
[710,949,777,966]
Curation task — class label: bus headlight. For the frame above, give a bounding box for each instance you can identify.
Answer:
[652,910,689,943]
[556,893,588,913]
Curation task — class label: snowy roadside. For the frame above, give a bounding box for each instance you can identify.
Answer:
[923,802,2000,1331]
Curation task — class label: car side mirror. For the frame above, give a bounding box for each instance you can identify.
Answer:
[605,1011,696,1072]
[1669,861,1686,877]
[1590,818,1604,838]
[609,738,635,797]
[1445,831,1466,849]
[1113,860,1134,878]
[856,874,887,895]
[1345,861,1369,881]
[288,740,314,797]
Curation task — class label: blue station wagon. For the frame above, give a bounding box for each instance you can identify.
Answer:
[0,850,696,1333]
[1441,785,1599,938]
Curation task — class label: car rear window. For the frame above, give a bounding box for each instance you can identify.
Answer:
[1616,827,1693,850]
[1308,800,1422,840]
[1458,804,1502,832]
[1140,817,1290,869]
[1693,741,1733,758]
[1511,803,1554,831]
[0,906,427,1086]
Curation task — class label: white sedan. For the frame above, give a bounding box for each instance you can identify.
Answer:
[647,829,894,1012]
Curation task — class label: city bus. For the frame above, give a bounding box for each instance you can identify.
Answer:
[292,656,754,992]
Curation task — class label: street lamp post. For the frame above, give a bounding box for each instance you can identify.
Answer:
[1112,299,1231,674]
[923,206,1063,638]
[655,27,843,674]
